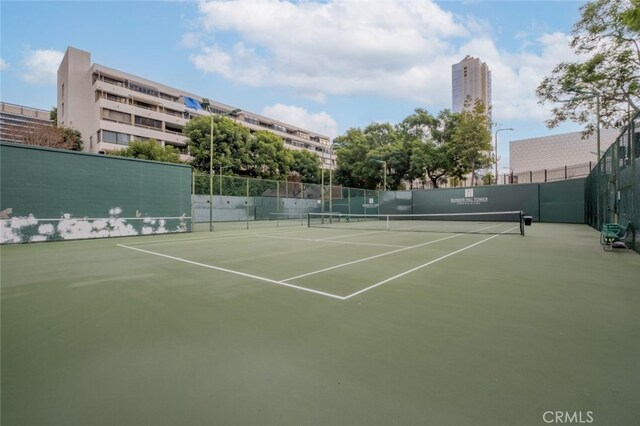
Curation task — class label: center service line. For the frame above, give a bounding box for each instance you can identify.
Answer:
[342,226,519,300]
[281,223,503,282]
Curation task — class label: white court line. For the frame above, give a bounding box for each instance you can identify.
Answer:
[118,223,515,301]
[117,244,345,300]
[317,230,387,241]
[281,223,503,282]
[342,226,519,300]
[256,234,408,248]
[128,227,314,247]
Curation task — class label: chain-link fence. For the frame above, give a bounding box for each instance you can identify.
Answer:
[502,162,595,184]
[192,173,379,231]
[585,111,639,253]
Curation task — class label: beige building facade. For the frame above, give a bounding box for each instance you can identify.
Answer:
[507,129,619,183]
[57,47,334,168]
[0,102,52,143]
[452,55,492,117]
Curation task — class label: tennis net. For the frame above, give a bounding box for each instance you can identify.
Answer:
[308,211,526,235]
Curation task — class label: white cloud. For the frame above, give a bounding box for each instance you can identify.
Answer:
[0,58,9,71]
[21,48,64,85]
[262,104,338,138]
[187,0,580,124]
[190,0,467,101]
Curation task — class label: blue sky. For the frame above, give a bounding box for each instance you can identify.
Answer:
[0,0,588,171]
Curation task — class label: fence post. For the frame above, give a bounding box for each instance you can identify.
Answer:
[246,178,250,229]
[544,169,547,182]
[530,171,533,183]
[565,165,567,180]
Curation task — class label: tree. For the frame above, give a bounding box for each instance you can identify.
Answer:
[536,0,640,133]
[333,124,400,190]
[184,115,251,175]
[15,122,83,151]
[400,108,454,189]
[291,149,321,184]
[109,139,182,163]
[245,130,292,180]
[334,105,494,189]
[452,100,492,186]
[50,107,58,125]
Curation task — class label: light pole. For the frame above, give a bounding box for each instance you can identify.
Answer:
[199,98,240,231]
[494,128,514,185]
[371,159,387,191]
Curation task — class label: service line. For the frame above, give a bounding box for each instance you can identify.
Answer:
[117,244,345,300]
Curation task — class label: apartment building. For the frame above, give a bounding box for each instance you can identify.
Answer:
[0,102,52,143]
[57,47,334,168]
[452,55,492,118]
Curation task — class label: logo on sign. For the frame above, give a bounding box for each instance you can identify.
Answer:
[450,188,488,205]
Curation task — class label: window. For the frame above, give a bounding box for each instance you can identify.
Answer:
[102,130,130,145]
[135,116,162,129]
[106,93,127,103]
[102,108,131,123]
[244,115,259,125]
[129,81,159,97]
[132,100,157,111]
[102,75,125,87]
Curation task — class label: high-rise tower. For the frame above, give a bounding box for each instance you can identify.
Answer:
[452,55,492,117]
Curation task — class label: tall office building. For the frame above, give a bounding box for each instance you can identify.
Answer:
[451,55,492,117]
[57,47,334,168]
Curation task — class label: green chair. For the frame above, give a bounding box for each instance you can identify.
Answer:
[600,219,631,251]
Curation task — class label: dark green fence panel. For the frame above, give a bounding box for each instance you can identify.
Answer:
[379,191,413,215]
[412,185,540,220]
[0,142,191,243]
[539,179,585,223]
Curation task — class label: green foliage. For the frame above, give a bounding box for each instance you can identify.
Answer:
[452,100,493,186]
[333,127,386,190]
[50,107,57,126]
[401,108,456,189]
[335,104,492,190]
[246,131,292,180]
[184,115,251,174]
[184,116,293,180]
[536,0,640,132]
[61,127,83,151]
[291,149,321,184]
[109,139,181,163]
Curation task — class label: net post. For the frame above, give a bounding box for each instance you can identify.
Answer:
[520,211,525,236]
[386,215,389,231]
[307,212,311,228]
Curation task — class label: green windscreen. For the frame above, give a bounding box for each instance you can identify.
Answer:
[1,142,192,243]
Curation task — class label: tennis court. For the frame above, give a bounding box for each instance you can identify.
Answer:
[2,221,639,425]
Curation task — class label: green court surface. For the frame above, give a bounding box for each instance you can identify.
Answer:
[1,223,639,425]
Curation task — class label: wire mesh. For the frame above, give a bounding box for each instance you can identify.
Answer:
[192,172,379,231]
[585,111,639,253]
